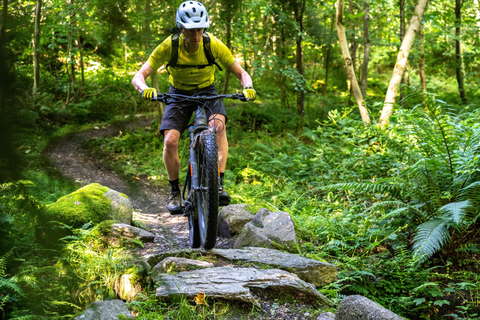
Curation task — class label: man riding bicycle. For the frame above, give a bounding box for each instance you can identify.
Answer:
[132,1,256,215]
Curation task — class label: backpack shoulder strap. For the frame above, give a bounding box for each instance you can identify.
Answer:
[203,33,223,71]
[167,33,180,69]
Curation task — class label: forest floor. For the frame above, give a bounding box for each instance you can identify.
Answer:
[44,116,330,320]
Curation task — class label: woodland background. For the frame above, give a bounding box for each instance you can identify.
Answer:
[1,0,480,319]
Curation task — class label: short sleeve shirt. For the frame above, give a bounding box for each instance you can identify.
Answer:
[147,33,236,91]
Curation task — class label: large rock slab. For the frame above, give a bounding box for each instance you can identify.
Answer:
[335,295,404,320]
[74,299,134,319]
[154,266,331,306]
[217,204,255,237]
[234,208,300,253]
[210,247,337,287]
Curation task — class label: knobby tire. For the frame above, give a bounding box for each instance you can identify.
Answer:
[197,130,219,249]
[186,166,200,248]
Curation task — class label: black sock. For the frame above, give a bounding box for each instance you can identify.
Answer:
[169,179,180,192]
[220,172,225,186]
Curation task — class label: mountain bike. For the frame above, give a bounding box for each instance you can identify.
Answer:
[152,92,246,249]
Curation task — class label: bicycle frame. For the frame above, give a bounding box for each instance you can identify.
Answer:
[152,92,245,249]
[183,106,215,217]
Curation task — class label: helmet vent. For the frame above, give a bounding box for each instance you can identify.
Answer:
[182,3,186,7]
[200,11,203,17]
[185,12,191,18]
[192,7,196,13]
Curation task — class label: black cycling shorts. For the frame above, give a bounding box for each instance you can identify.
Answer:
[159,84,228,135]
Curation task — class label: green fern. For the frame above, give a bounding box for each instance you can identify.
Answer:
[0,250,25,315]
[321,182,403,200]
[412,218,450,262]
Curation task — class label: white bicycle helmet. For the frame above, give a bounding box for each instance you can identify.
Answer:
[176,1,210,29]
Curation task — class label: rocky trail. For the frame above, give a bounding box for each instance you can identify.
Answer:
[45,118,402,320]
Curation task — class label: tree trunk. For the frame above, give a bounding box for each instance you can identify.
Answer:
[0,0,9,105]
[323,13,335,100]
[379,0,428,127]
[294,0,306,118]
[33,0,41,93]
[68,0,75,87]
[336,0,370,124]
[419,22,426,91]
[0,0,7,41]
[78,35,84,88]
[399,0,406,106]
[223,16,232,94]
[142,0,151,50]
[348,0,357,72]
[360,0,370,96]
[455,0,468,104]
[474,0,480,44]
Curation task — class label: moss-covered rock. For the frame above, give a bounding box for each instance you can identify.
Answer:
[43,183,132,228]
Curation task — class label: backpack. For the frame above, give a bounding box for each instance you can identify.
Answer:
[166,31,223,72]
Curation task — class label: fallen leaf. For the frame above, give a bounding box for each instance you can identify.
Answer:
[194,292,208,306]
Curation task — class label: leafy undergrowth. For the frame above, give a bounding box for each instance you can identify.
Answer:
[3,89,480,319]
[81,93,480,319]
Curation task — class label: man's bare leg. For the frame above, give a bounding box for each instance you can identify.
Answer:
[211,114,228,172]
[210,114,230,205]
[163,129,183,214]
[163,129,182,180]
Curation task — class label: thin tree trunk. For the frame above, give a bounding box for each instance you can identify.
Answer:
[419,22,426,91]
[0,0,7,40]
[475,0,480,44]
[68,0,75,88]
[360,0,370,96]
[379,0,428,127]
[223,16,232,94]
[323,13,335,100]
[33,0,41,93]
[348,0,357,71]
[455,0,468,104]
[277,24,287,108]
[294,0,306,118]
[399,0,406,106]
[347,0,357,105]
[336,0,370,124]
[78,35,84,88]
[143,0,151,50]
[0,0,9,105]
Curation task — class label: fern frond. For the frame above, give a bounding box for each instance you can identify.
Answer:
[322,182,402,199]
[0,280,23,295]
[253,142,275,156]
[439,200,470,224]
[412,218,450,262]
[286,132,300,143]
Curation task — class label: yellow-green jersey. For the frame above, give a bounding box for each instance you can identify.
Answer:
[147,33,236,91]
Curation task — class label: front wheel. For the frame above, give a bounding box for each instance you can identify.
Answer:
[197,130,219,249]
[185,165,200,248]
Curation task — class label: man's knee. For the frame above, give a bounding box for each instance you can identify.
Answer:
[164,131,180,151]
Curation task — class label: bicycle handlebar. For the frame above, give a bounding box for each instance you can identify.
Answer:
[151,92,246,103]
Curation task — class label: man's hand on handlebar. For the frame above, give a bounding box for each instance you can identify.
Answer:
[142,88,157,101]
[242,86,256,102]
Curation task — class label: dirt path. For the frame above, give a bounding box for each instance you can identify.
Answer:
[45,118,233,256]
[44,118,330,319]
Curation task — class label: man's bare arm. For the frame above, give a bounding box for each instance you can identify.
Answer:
[228,61,253,88]
[132,62,156,93]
